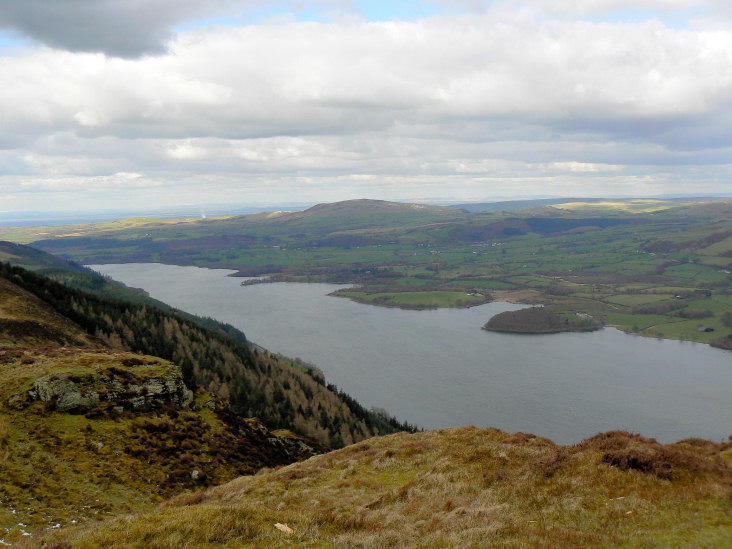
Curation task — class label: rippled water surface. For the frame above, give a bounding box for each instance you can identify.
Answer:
[92,263,732,444]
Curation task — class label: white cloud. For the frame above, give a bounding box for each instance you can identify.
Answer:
[547,162,625,173]
[4,16,732,141]
[517,0,703,16]
[2,9,732,210]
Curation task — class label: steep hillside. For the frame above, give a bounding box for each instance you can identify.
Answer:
[0,277,322,545]
[0,240,268,348]
[0,277,97,348]
[0,263,414,448]
[27,427,732,548]
[0,240,179,307]
[0,241,75,271]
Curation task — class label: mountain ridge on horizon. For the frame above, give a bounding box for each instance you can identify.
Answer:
[5,194,732,227]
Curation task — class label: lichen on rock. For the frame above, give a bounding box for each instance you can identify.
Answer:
[27,364,193,412]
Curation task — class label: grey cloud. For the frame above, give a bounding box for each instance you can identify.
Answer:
[0,0,244,57]
[0,0,355,58]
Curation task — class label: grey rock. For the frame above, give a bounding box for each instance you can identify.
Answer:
[33,376,100,412]
[28,364,193,412]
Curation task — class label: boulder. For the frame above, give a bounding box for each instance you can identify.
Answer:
[27,365,193,412]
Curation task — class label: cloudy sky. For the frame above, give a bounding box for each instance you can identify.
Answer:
[1,0,732,213]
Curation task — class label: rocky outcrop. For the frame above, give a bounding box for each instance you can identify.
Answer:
[27,365,193,413]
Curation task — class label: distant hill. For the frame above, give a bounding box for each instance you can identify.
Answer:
[12,198,712,270]
[451,196,732,213]
[3,199,468,266]
[32,427,732,548]
[300,198,464,217]
[450,198,591,212]
[248,198,468,238]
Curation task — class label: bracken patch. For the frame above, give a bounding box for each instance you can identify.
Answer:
[585,431,731,480]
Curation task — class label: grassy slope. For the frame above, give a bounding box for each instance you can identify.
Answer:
[27,427,732,548]
[0,277,99,348]
[0,278,321,545]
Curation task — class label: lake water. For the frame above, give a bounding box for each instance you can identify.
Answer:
[91,263,732,444]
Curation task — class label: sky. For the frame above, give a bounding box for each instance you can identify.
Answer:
[1,0,732,213]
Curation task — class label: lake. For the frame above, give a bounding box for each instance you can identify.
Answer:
[91,262,732,444]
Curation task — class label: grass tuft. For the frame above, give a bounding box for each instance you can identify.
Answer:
[583,430,731,480]
[24,426,732,548]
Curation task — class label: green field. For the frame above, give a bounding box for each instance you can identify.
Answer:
[5,198,732,349]
[331,289,490,309]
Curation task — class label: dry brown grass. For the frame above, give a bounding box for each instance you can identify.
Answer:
[24,426,732,548]
[0,345,320,545]
[582,430,731,480]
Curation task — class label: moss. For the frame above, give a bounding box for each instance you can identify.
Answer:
[0,352,322,542]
